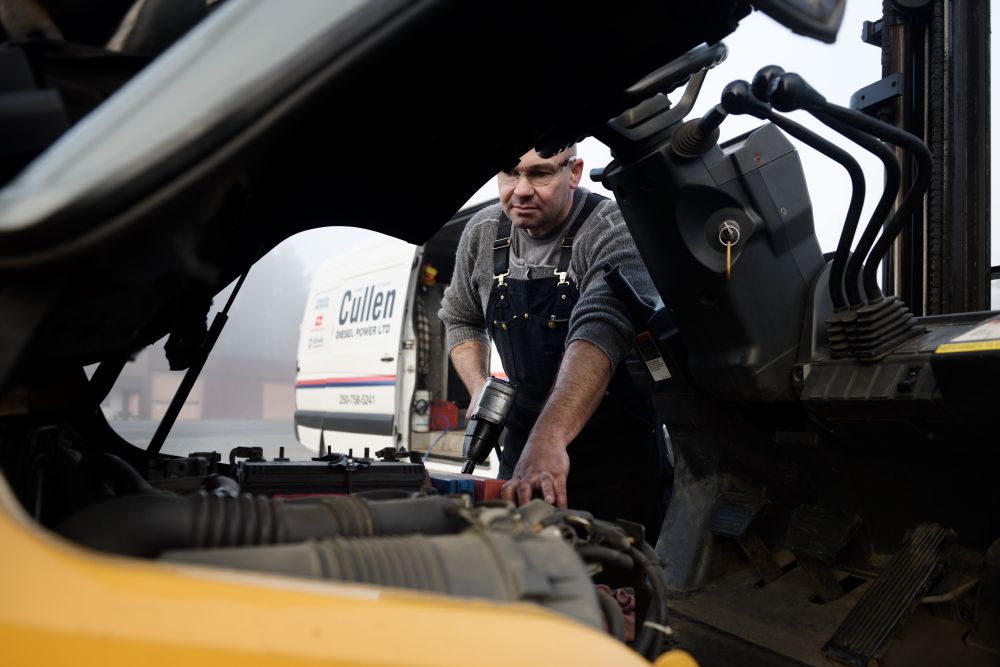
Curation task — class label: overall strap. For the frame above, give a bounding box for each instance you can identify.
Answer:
[493,215,513,285]
[493,191,607,286]
[554,192,607,284]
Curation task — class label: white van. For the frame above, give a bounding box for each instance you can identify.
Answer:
[294,201,503,474]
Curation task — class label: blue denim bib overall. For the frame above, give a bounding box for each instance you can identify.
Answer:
[485,193,668,541]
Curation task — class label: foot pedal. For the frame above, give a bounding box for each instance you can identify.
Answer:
[823,523,954,667]
[710,492,782,583]
[786,505,863,602]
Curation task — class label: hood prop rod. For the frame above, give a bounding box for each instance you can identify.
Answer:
[146,267,252,457]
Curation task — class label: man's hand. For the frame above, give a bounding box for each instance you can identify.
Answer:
[500,339,613,509]
[501,437,570,508]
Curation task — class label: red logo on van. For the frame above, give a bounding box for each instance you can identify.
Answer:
[314,314,324,328]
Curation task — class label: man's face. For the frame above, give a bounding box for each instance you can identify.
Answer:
[498,149,583,237]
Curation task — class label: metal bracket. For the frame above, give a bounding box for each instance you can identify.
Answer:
[850,73,902,115]
[861,19,884,47]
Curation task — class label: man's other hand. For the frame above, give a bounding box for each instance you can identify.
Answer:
[501,439,570,508]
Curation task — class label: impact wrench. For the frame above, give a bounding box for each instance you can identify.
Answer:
[461,377,516,474]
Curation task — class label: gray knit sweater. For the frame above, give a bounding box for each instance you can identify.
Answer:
[439,188,659,369]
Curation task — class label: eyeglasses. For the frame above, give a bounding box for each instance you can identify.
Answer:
[498,157,575,188]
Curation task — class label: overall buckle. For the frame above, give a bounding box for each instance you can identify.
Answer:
[554,269,569,285]
[494,270,510,286]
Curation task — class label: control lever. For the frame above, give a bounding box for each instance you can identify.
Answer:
[670,104,727,159]
[755,68,932,302]
[593,43,728,157]
[719,79,865,309]
[461,378,517,475]
[751,66,901,306]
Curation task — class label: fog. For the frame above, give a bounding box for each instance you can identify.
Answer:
[213,241,310,363]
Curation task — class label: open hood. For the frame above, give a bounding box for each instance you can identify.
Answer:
[0,0,842,389]
[0,0,749,387]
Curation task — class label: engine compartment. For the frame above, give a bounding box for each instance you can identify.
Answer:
[1,0,998,665]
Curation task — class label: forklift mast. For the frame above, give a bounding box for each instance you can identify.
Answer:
[870,0,991,314]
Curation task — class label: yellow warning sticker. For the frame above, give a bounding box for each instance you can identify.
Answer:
[934,340,1000,354]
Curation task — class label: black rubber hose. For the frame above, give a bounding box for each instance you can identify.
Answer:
[55,492,467,558]
[580,517,666,660]
[56,492,227,557]
[629,544,658,659]
[578,544,636,570]
[811,111,901,305]
[590,518,633,552]
[640,541,670,624]
[631,541,670,660]
[759,111,864,309]
[808,104,931,300]
[860,141,932,301]
[89,453,155,495]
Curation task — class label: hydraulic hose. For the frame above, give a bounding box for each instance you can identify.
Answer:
[811,112,901,306]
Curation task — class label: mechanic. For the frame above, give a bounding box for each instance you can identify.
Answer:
[440,145,669,542]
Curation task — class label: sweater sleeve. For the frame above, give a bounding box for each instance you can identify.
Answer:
[439,210,494,351]
[566,200,659,369]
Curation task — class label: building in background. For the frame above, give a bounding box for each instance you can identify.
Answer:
[102,347,296,422]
